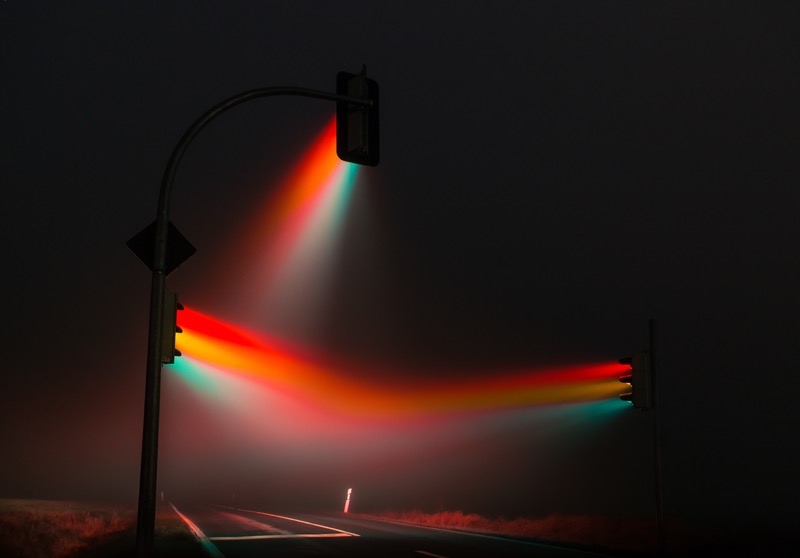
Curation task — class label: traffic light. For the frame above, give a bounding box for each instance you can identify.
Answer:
[619,351,651,410]
[336,65,379,166]
[161,290,184,364]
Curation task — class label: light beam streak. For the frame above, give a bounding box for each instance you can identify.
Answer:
[220,118,358,339]
[173,307,628,421]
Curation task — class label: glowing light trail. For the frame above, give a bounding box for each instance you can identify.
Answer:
[174,307,628,420]
[223,118,358,334]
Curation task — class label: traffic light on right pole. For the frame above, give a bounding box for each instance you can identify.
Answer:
[619,351,651,410]
[336,65,379,166]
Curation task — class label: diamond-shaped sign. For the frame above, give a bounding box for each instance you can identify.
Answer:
[127,220,196,276]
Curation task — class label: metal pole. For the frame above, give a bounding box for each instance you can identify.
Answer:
[650,318,665,555]
[135,269,165,556]
[134,85,372,558]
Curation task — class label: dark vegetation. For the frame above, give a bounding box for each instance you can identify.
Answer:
[0,499,206,558]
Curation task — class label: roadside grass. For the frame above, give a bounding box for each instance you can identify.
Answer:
[0,499,207,558]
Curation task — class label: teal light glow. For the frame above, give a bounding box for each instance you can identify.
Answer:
[169,357,221,397]
[326,162,358,229]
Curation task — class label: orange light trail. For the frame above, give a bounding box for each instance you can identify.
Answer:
[228,118,352,284]
[216,117,358,336]
[174,307,627,420]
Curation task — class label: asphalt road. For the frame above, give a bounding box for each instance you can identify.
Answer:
[171,503,616,558]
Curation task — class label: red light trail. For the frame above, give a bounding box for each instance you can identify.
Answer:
[174,307,627,421]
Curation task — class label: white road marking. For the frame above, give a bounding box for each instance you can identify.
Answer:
[215,509,291,535]
[213,505,360,539]
[210,533,354,541]
[416,551,449,558]
[170,503,226,558]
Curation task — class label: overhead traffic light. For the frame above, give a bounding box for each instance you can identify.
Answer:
[336,65,379,166]
[619,351,651,410]
[161,291,184,364]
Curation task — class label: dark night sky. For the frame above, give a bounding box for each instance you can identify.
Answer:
[2,0,799,548]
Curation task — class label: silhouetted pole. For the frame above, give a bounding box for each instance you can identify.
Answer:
[650,318,665,555]
[135,85,372,558]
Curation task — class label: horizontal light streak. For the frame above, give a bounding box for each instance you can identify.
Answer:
[175,307,627,420]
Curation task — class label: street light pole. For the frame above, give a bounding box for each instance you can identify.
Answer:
[135,84,374,558]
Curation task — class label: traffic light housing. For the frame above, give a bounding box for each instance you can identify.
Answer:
[161,291,184,364]
[619,351,651,410]
[336,66,379,166]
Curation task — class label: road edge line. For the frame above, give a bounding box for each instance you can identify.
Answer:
[170,502,226,558]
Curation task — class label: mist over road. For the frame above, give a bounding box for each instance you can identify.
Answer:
[173,504,614,558]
